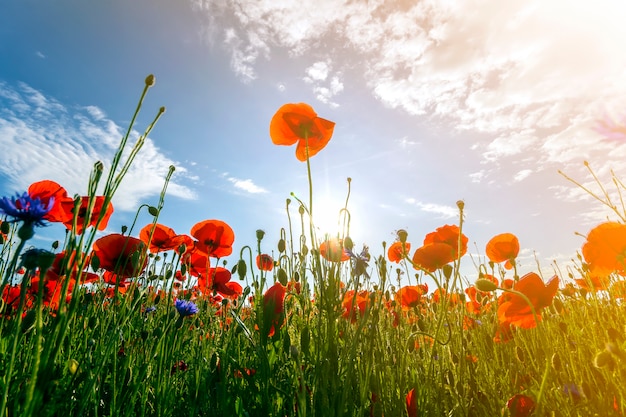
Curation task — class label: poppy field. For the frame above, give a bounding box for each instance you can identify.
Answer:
[1,75,625,417]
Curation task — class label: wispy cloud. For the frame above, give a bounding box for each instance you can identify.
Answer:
[221,173,268,194]
[513,169,533,182]
[405,197,458,219]
[303,61,344,107]
[0,81,196,211]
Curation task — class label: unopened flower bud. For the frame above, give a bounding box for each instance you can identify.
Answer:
[594,350,613,368]
[145,74,156,86]
[475,278,498,292]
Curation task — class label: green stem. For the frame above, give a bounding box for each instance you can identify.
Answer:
[22,266,51,417]
[0,268,33,417]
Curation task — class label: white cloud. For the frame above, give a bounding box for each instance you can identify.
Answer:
[225,176,268,194]
[303,61,344,106]
[0,81,196,211]
[469,171,485,183]
[304,61,329,82]
[405,197,458,219]
[513,169,533,182]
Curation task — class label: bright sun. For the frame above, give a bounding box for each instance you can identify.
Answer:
[310,196,350,238]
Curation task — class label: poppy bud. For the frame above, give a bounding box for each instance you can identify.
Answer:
[607,327,620,342]
[256,229,265,241]
[237,259,247,280]
[277,268,288,286]
[17,223,35,241]
[606,342,625,360]
[301,326,310,355]
[551,352,561,371]
[594,350,613,368]
[475,279,498,292]
[145,74,156,86]
[148,206,159,216]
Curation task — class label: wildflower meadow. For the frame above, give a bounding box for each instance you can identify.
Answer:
[1,75,625,417]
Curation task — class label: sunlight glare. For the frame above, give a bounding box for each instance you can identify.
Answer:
[311,195,349,238]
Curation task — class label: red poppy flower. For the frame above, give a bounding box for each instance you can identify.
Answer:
[51,250,99,284]
[262,282,287,337]
[197,267,242,299]
[501,278,514,289]
[465,286,484,315]
[431,288,461,305]
[506,394,535,417]
[256,254,274,271]
[493,321,515,343]
[28,180,73,223]
[582,222,626,275]
[92,234,147,278]
[183,247,210,278]
[139,223,191,253]
[497,272,559,329]
[1,285,29,314]
[423,224,468,258]
[191,219,235,258]
[485,233,520,264]
[412,243,456,272]
[574,274,610,292]
[395,284,428,310]
[270,103,335,162]
[319,238,349,262]
[29,274,75,310]
[62,196,114,234]
[388,241,411,263]
[406,388,418,417]
[342,290,369,322]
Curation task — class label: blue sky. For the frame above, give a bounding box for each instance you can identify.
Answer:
[2,0,626,283]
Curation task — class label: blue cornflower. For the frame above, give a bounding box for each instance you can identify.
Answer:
[346,245,371,279]
[563,383,584,401]
[0,192,54,227]
[143,306,157,314]
[175,299,198,317]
